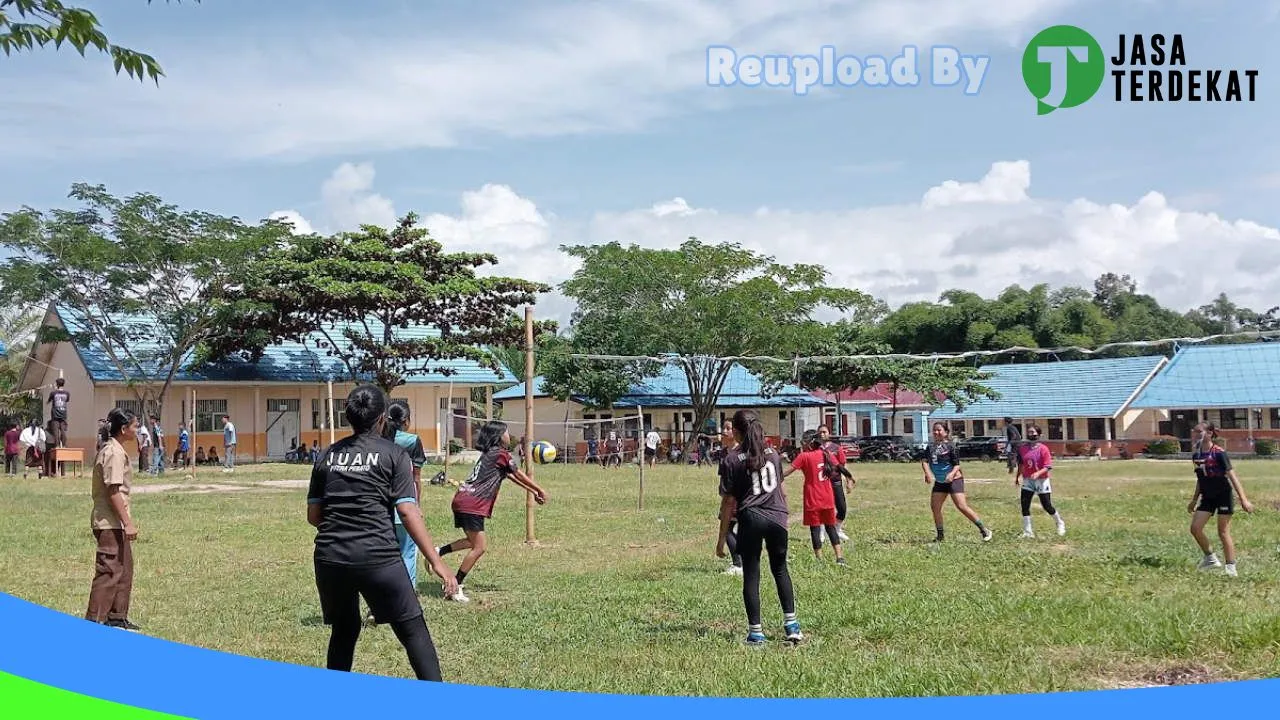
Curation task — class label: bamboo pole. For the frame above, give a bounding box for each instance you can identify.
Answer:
[523,306,536,544]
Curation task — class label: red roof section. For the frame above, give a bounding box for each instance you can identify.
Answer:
[812,382,942,406]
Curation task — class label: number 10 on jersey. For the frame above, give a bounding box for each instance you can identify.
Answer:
[751,463,778,495]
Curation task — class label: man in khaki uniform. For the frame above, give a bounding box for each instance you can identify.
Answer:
[86,408,141,631]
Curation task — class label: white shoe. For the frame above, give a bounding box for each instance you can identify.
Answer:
[1056,521,1066,537]
[837,528,849,542]
[1224,563,1238,577]
[1020,530,1036,539]
[448,586,470,603]
[1197,554,1222,571]
[723,565,743,576]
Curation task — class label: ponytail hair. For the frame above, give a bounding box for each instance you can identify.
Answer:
[475,421,508,453]
[106,408,135,439]
[731,410,767,471]
[386,400,410,433]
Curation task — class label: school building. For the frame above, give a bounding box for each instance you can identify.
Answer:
[16,304,517,462]
[811,383,938,443]
[1128,342,1280,453]
[927,355,1169,457]
[491,362,827,459]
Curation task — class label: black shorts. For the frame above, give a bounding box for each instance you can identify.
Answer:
[1197,487,1234,515]
[315,559,422,626]
[453,511,486,532]
[645,447,656,457]
[932,477,965,494]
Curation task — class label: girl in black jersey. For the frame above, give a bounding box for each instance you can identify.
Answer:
[716,410,801,646]
[1188,422,1254,576]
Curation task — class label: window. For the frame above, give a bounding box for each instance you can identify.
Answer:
[949,421,965,438]
[311,399,348,430]
[880,418,889,434]
[196,399,228,433]
[266,399,300,413]
[972,420,984,437]
[1047,419,1064,441]
[1087,418,1106,440]
[643,413,653,431]
[1109,418,1117,440]
[1218,408,1247,430]
[1066,419,1076,441]
[114,399,143,418]
[902,417,914,435]
[1270,408,1280,429]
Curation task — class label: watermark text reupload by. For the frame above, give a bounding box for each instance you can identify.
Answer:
[707,45,990,96]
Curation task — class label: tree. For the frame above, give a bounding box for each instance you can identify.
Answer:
[0,183,291,425]
[557,238,873,454]
[0,305,42,421]
[0,0,194,83]
[1092,272,1137,320]
[205,213,553,394]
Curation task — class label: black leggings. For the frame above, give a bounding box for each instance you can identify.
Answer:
[737,512,795,626]
[725,522,742,567]
[327,615,443,681]
[1020,489,1056,517]
[831,479,847,522]
[809,524,840,549]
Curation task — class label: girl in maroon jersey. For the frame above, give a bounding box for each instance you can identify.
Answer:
[435,421,548,603]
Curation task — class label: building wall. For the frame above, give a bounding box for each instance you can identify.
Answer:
[821,405,930,442]
[60,375,492,463]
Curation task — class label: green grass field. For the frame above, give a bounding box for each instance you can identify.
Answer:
[2,457,1279,698]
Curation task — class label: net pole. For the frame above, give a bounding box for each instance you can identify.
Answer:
[444,380,454,479]
[637,404,645,510]
[327,379,336,447]
[190,387,196,481]
[523,306,536,544]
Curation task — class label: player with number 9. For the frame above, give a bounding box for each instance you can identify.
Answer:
[715,410,803,646]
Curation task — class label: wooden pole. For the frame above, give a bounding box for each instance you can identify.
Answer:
[523,306,536,544]
[637,404,645,510]
[327,379,336,446]
[190,387,196,480]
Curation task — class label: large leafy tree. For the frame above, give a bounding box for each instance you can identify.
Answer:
[0,0,194,83]
[557,238,871,453]
[0,305,42,420]
[0,183,291,423]
[205,213,554,394]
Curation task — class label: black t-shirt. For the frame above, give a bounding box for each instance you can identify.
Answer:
[307,432,417,567]
[718,447,789,529]
[49,390,70,421]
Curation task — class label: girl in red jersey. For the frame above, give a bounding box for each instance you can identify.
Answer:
[1014,424,1065,539]
[1188,422,1254,576]
[784,430,847,566]
[435,421,548,603]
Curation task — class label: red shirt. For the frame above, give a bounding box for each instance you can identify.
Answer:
[451,447,516,518]
[4,429,19,454]
[791,449,835,512]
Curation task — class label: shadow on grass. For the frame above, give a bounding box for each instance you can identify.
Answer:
[1116,554,1180,569]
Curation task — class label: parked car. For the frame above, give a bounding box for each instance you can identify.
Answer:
[830,435,862,462]
[955,435,1007,461]
[855,435,918,462]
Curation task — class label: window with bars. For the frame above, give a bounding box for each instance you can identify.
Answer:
[266,399,301,413]
[1270,408,1280,429]
[114,399,143,418]
[1217,408,1247,430]
[195,399,228,433]
[1047,418,1064,441]
[312,399,349,429]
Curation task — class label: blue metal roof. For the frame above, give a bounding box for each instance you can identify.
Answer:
[53,305,517,385]
[929,355,1166,420]
[1129,342,1280,409]
[494,361,827,408]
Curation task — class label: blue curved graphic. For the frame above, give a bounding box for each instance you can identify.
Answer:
[0,591,1275,718]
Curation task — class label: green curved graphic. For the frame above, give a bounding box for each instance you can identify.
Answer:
[0,671,191,719]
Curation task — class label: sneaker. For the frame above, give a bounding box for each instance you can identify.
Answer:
[448,586,470,603]
[723,565,743,576]
[106,618,142,632]
[837,528,849,542]
[1224,563,1238,577]
[745,631,767,646]
[836,558,848,567]
[784,621,804,643]
[1056,521,1067,537]
[1197,554,1223,571]
[981,527,994,542]
[1020,530,1036,539]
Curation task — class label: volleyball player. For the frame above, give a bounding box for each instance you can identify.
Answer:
[716,410,802,645]
[923,422,992,543]
[1013,424,1066,538]
[817,425,853,541]
[784,430,846,565]
[1188,422,1254,576]
[306,385,456,681]
[435,420,549,603]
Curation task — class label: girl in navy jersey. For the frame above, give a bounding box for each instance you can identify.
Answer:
[435,421,548,603]
[1188,422,1254,576]
[716,409,801,646]
[924,422,993,543]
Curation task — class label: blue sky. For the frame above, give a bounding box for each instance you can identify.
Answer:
[2,0,1278,322]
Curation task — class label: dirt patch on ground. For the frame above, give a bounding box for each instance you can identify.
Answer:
[132,483,251,494]
[1100,662,1225,690]
[256,480,310,489]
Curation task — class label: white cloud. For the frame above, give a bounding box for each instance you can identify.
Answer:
[270,162,397,236]
[400,160,1279,325]
[0,0,1080,161]
[921,160,1031,208]
[268,210,314,236]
